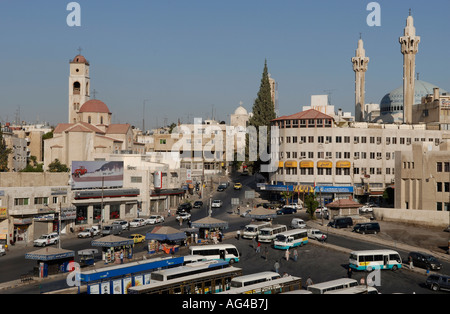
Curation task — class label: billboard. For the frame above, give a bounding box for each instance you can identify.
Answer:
[71,161,124,189]
[154,171,163,189]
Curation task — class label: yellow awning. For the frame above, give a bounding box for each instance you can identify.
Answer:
[336,161,351,168]
[284,161,298,168]
[278,161,284,168]
[300,161,314,168]
[317,161,333,168]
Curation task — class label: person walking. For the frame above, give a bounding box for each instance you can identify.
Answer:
[408,255,414,269]
[256,241,261,253]
[274,261,280,274]
[236,230,240,240]
[306,276,313,288]
[293,248,298,262]
[120,251,124,264]
[285,249,290,261]
[347,266,353,278]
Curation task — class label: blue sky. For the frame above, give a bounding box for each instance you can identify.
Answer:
[1,0,449,129]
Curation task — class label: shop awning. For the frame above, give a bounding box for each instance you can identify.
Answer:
[91,235,134,247]
[278,161,284,168]
[25,247,75,261]
[146,226,186,241]
[284,161,298,168]
[336,161,351,168]
[191,216,229,229]
[300,161,314,168]
[317,161,333,168]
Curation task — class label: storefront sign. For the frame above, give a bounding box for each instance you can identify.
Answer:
[336,161,351,168]
[317,161,333,168]
[0,208,7,219]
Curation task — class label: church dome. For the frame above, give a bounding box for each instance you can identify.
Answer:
[234,106,248,115]
[71,54,88,64]
[79,99,111,114]
[380,80,448,113]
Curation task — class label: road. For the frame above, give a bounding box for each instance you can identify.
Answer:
[0,173,448,294]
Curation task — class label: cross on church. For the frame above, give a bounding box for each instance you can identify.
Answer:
[92,89,98,99]
[77,47,83,55]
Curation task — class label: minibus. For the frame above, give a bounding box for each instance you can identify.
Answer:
[273,229,308,250]
[307,278,358,294]
[349,249,402,271]
[242,221,272,239]
[258,225,287,243]
[189,244,240,264]
[230,271,281,289]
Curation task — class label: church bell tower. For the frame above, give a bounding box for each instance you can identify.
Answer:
[68,52,90,123]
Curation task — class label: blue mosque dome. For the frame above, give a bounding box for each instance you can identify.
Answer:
[380,80,448,114]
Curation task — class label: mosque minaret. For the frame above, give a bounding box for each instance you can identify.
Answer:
[352,37,369,122]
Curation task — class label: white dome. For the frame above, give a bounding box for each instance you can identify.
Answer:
[234,106,248,115]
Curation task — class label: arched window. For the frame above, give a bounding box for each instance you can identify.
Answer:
[100,116,103,124]
[88,116,91,124]
[73,82,81,95]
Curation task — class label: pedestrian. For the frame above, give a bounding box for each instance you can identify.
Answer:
[285,249,290,261]
[274,261,280,274]
[306,276,313,287]
[347,266,353,278]
[360,277,366,285]
[120,251,124,264]
[256,241,261,253]
[236,230,241,240]
[293,248,298,262]
[408,255,414,269]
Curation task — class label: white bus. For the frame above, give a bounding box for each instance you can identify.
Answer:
[324,286,379,294]
[150,260,229,282]
[273,229,308,250]
[258,224,288,243]
[189,244,240,263]
[307,278,358,294]
[349,249,402,271]
[242,221,272,239]
[230,271,281,289]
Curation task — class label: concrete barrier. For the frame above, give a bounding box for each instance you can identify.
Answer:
[373,208,449,228]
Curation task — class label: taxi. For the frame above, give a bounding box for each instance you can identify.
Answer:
[234,182,243,190]
[129,234,146,244]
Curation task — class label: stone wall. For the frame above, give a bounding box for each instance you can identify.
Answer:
[374,207,449,228]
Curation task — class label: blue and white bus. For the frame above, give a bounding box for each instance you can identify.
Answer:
[189,244,240,263]
[349,249,402,271]
[273,229,308,250]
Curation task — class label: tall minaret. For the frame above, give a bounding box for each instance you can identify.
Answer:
[68,53,90,123]
[352,36,369,122]
[399,11,420,124]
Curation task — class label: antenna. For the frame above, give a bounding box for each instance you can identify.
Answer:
[323,89,336,105]
[143,99,149,132]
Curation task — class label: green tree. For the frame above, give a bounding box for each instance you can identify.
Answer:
[0,128,12,172]
[48,159,69,172]
[246,59,276,177]
[20,155,43,172]
[304,193,319,219]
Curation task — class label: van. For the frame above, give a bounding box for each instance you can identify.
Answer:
[101,224,122,236]
[243,221,272,239]
[425,274,450,292]
[352,222,380,234]
[291,218,306,229]
[327,216,353,229]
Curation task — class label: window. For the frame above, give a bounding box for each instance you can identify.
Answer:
[361,137,367,144]
[308,136,314,143]
[335,136,342,143]
[437,182,442,192]
[14,198,29,206]
[292,136,298,143]
[160,139,167,145]
[445,182,450,193]
[131,176,142,183]
[445,162,450,172]
[308,152,314,158]
[437,162,443,172]
[354,136,359,144]
[34,197,48,205]
[318,136,324,143]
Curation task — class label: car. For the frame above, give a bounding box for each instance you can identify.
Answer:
[193,201,203,208]
[276,206,297,215]
[178,202,193,213]
[307,229,328,241]
[315,206,328,214]
[359,205,373,213]
[77,226,100,238]
[211,200,223,208]
[291,218,307,229]
[408,251,442,270]
[425,274,450,292]
[0,245,6,256]
[288,203,303,210]
[176,212,191,221]
[129,218,146,228]
[352,222,380,234]
[234,183,243,190]
[145,215,164,225]
[129,234,146,244]
[327,216,353,229]
[33,232,59,247]
[112,220,129,230]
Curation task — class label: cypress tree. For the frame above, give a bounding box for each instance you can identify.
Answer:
[246,59,276,176]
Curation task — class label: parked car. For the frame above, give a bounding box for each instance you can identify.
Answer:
[277,206,297,215]
[177,212,191,221]
[212,200,223,208]
[130,218,146,228]
[78,226,100,238]
[327,216,353,229]
[408,251,442,270]
[352,222,380,234]
[193,201,203,208]
[217,183,228,192]
[0,245,6,256]
[234,183,243,190]
[112,220,129,230]
[359,205,373,213]
[129,234,146,244]
[145,215,165,225]
[315,207,328,214]
[291,218,307,229]
[425,274,450,292]
[33,232,59,247]
[101,224,122,236]
[307,229,327,241]
[178,202,192,213]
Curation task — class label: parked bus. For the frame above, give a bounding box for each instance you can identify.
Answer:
[273,229,308,250]
[349,249,402,271]
[307,278,358,294]
[218,275,302,295]
[242,221,272,239]
[128,266,243,294]
[258,225,287,243]
[189,244,240,263]
[230,271,281,289]
[324,286,379,294]
[150,260,229,282]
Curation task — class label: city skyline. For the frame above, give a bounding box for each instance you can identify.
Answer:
[0,0,449,129]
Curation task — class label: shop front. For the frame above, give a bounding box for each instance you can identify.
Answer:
[91,235,135,264]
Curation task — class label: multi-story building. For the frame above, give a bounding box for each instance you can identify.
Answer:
[1,125,27,172]
[270,108,450,205]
